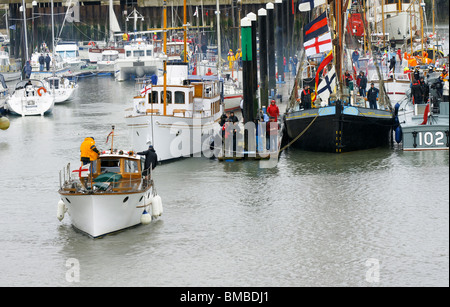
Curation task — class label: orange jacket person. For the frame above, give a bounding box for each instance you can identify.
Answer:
[80,137,100,165]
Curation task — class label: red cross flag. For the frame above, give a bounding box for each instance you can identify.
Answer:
[140,84,152,96]
[72,164,90,178]
[304,32,332,57]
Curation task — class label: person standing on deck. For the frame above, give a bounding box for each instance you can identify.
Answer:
[352,49,360,68]
[80,137,100,165]
[38,53,45,71]
[45,54,51,71]
[300,85,312,109]
[367,83,379,109]
[137,145,158,177]
[411,78,424,104]
[358,72,367,97]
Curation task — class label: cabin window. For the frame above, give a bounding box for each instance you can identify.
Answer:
[100,159,121,173]
[149,91,158,104]
[124,160,139,174]
[126,51,132,57]
[161,91,172,104]
[134,50,145,57]
[174,91,185,104]
[146,50,152,56]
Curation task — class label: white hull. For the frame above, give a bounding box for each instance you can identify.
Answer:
[50,87,76,103]
[7,93,54,116]
[114,59,163,81]
[224,93,242,112]
[62,191,152,238]
[1,71,21,82]
[97,62,115,72]
[126,114,219,162]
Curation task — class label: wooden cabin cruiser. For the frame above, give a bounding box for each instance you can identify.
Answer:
[6,79,54,116]
[125,62,223,162]
[57,132,162,238]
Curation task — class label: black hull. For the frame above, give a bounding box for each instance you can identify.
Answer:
[284,104,394,153]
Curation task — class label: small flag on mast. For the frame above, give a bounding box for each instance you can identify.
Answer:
[298,0,327,12]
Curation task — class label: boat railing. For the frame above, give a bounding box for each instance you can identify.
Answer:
[59,163,151,194]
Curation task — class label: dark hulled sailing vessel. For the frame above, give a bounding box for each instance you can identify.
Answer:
[284,0,394,153]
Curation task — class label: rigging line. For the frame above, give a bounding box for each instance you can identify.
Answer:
[278,113,320,153]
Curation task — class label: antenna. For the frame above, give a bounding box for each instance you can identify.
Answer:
[110,125,115,152]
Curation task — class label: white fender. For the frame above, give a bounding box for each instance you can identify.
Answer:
[57,199,67,221]
[152,195,162,217]
[140,210,152,225]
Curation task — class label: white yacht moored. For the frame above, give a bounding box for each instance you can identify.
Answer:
[125,62,223,162]
[44,76,78,103]
[6,79,55,116]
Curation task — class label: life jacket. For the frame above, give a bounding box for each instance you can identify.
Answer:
[80,137,99,161]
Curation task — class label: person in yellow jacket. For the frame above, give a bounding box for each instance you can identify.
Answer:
[441,69,448,82]
[227,49,235,70]
[80,137,100,165]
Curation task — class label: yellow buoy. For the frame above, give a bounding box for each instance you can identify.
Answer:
[0,116,10,130]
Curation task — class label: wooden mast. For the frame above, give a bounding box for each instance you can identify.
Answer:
[163,1,167,116]
[183,0,187,63]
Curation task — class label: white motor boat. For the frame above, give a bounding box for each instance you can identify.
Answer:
[114,41,164,81]
[0,51,21,82]
[6,79,55,116]
[125,62,223,162]
[55,42,85,71]
[57,127,163,238]
[44,76,78,103]
[97,49,123,72]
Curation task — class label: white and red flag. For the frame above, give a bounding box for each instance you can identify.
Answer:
[303,32,332,57]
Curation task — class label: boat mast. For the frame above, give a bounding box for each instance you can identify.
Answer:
[163,1,167,116]
[21,0,29,62]
[381,0,385,49]
[216,0,222,75]
[432,0,436,63]
[420,1,424,58]
[183,0,187,63]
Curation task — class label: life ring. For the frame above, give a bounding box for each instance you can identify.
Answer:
[37,87,47,96]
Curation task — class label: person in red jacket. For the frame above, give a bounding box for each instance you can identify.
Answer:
[267,99,280,122]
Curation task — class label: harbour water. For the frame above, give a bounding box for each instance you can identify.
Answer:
[0,76,448,287]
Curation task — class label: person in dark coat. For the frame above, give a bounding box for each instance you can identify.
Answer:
[45,54,51,71]
[358,72,368,97]
[137,145,158,177]
[389,56,396,73]
[413,67,420,82]
[411,78,424,104]
[367,83,379,109]
[300,85,312,109]
[38,54,45,71]
[24,61,32,79]
[227,111,239,123]
[420,77,429,104]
